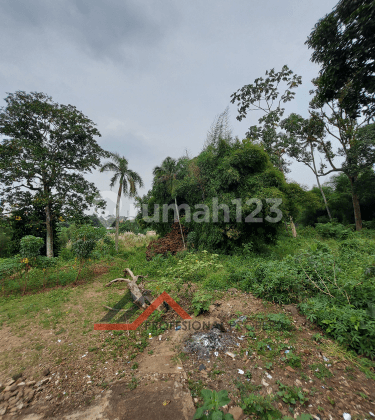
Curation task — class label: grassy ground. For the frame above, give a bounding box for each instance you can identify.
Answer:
[1,228,375,418]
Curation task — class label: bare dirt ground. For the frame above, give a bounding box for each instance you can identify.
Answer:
[1,286,375,419]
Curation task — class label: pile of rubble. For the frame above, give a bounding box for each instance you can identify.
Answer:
[0,370,50,417]
[146,223,188,260]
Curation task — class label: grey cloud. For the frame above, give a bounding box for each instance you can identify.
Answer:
[0,0,341,196]
[0,0,180,63]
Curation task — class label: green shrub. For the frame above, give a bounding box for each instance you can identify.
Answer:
[57,223,77,250]
[281,352,302,368]
[140,140,301,253]
[315,222,352,240]
[92,235,116,259]
[118,219,147,235]
[237,233,375,358]
[71,225,107,260]
[58,247,74,261]
[250,257,305,304]
[265,313,293,331]
[363,221,375,230]
[0,257,22,282]
[160,251,224,282]
[193,389,233,420]
[300,298,375,357]
[19,236,44,260]
[242,394,281,419]
[227,265,253,289]
[276,381,309,405]
[203,272,228,290]
[191,291,213,316]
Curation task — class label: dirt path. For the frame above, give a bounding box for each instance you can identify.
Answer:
[0,314,197,420]
[1,289,375,419]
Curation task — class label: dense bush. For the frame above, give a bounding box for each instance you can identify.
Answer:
[140,139,307,253]
[238,236,375,357]
[57,223,78,251]
[299,170,375,227]
[19,235,44,260]
[315,222,352,240]
[71,225,107,261]
[92,235,116,259]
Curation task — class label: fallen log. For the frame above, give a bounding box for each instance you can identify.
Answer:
[105,268,158,311]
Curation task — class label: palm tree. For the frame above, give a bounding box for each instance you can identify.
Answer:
[100,153,144,252]
[153,157,186,248]
[153,157,178,192]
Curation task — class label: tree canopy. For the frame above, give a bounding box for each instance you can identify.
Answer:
[0,91,108,257]
[230,65,302,173]
[306,0,375,119]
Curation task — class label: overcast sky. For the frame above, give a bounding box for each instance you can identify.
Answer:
[0,0,339,217]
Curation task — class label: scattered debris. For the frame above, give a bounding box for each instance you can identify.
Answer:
[261,378,269,387]
[183,327,235,359]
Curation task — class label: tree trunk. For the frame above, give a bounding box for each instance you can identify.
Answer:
[277,154,297,238]
[45,203,54,258]
[290,216,297,238]
[175,197,186,249]
[310,143,332,221]
[115,183,121,252]
[349,176,362,231]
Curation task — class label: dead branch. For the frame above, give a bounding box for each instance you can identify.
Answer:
[106,268,160,311]
[105,278,130,287]
[299,263,334,299]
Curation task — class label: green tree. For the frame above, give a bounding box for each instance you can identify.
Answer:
[6,204,61,257]
[298,170,375,227]
[88,213,103,228]
[280,113,332,221]
[0,91,108,257]
[230,65,302,174]
[283,78,375,230]
[306,0,375,120]
[100,153,143,252]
